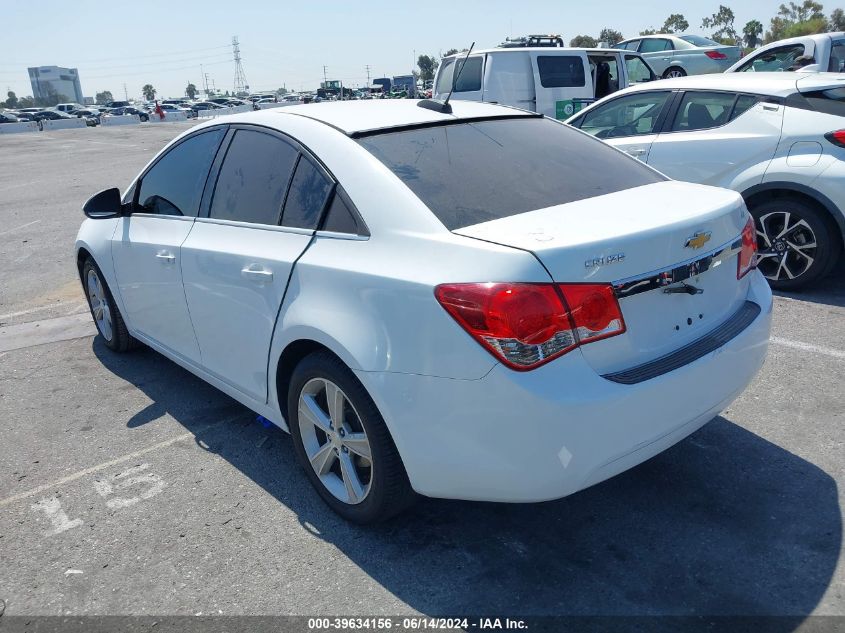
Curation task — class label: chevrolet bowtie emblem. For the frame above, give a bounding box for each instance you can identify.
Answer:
[685,231,712,250]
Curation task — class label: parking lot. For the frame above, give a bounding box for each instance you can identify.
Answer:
[0,124,843,622]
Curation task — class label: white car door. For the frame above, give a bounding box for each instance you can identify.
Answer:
[647,91,784,187]
[180,127,332,402]
[482,51,536,111]
[111,127,225,362]
[571,90,674,161]
[530,51,592,119]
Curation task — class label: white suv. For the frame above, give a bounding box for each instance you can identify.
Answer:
[567,72,845,289]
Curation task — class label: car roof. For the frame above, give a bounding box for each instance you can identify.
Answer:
[224,99,537,135]
[751,31,844,49]
[443,46,625,58]
[618,71,845,97]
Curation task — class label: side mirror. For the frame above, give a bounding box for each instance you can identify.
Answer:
[83,188,123,219]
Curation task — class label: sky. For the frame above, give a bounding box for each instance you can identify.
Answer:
[0,0,824,100]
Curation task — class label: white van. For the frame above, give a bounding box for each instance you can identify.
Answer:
[56,103,84,113]
[433,47,656,119]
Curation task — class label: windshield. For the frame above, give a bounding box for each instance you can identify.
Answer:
[679,35,721,47]
[358,117,664,230]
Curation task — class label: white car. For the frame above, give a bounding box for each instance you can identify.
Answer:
[567,72,845,289]
[76,100,771,523]
[726,32,845,73]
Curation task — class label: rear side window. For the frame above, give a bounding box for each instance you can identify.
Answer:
[137,128,224,217]
[453,56,483,92]
[537,56,585,88]
[281,157,333,229]
[209,129,298,225]
[640,39,672,53]
[435,58,455,95]
[357,117,665,231]
[830,41,845,72]
[730,95,759,120]
[671,92,737,132]
[788,87,845,117]
[321,187,364,235]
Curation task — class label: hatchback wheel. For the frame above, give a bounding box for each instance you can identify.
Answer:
[750,198,840,290]
[663,67,687,79]
[288,351,414,523]
[82,257,136,352]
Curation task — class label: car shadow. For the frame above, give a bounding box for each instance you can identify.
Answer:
[93,339,841,625]
[773,260,845,308]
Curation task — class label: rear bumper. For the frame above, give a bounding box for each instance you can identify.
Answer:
[356,271,772,502]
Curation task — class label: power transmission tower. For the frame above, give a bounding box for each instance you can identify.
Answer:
[123,83,128,100]
[365,65,371,87]
[232,36,249,95]
[323,65,328,87]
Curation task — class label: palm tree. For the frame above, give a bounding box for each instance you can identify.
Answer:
[142,84,156,101]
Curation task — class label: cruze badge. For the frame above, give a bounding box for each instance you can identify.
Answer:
[585,253,625,268]
[685,231,712,250]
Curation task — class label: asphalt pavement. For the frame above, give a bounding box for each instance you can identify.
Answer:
[0,124,842,624]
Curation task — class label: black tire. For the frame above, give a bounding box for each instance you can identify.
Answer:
[287,350,414,523]
[749,197,841,290]
[663,66,687,78]
[82,257,137,352]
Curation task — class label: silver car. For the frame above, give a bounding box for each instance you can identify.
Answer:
[614,34,741,78]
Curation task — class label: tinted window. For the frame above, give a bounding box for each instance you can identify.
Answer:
[453,56,483,92]
[137,128,224,217]
[829,41,844,72]
[537,56,585,88]
[788,87,845,117]
[358,117,664,231]
[209,130,298,225]
[579,91,671,138]
[623,40,641,51]
[321,188,361,234]
[678,35,721,47]
[730,95,759,120]
[671,92,737,132]
[282,157,333,229]
[640,39,672,53]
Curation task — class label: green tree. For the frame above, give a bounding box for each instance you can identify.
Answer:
[702,5,739,43]
[35,83,65,107]
[95,90,114,105]
[831,7,845,29]
[444,48,460,56]
[18,95,35,108]
[743,19,764,47]
[570,34,598,47]
[778,0,825,22]
[5,90,18,108]
[275,87,288,96]
[185,83,198,99]
[639,27,658,35]
[598,28,624,44]
[662,14,690,33]
[141,84,156,101]
[417,54,440,82]
[766,1,829,41]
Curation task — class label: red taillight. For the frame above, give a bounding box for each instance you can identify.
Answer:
[824,130,845,148]
[705,50,728,60]
[737,216,758,279]
[434,282,625,370]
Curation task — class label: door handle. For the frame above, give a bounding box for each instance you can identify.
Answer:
[626,148,647,156]
[241,265,273,282]
[155,252,176,263]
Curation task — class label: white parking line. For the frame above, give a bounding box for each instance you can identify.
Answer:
[0,414,245,509]
[0,313,95,353]
[1,300,86,320]
[0,219,40,236]
[770,336,845,360]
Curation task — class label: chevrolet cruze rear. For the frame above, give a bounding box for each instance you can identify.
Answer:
[76,100,771,522]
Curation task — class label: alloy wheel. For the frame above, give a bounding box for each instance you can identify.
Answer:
[86,269,113,342]
[755,211,817,281]
[666,69,685,78]
[298,378,373,505]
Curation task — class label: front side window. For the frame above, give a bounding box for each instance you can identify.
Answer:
[281,157,333,229]
[578,91,671,138]
[829,41,844,72]
[639,38,672,53]
[671,92,738,132]
[625,55,655,83]
[736,44,806,72]
[137,128,225,217]
[209,129,298,225]
[623,40,641,51]
[537,56,586,88]
[358,117,665,231]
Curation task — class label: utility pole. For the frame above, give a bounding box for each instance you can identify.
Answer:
[205,73,211,96]
[323,65,328,88]
[365,64,371,87]
[123,83,128,100]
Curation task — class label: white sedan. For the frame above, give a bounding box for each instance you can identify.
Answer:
[76,100,772,523]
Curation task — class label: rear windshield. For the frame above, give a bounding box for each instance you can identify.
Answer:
[358,117,664,230]
[788,88,845,117]
[679,35,721,47]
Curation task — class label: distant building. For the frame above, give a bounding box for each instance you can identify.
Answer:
[28,66,84,103]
